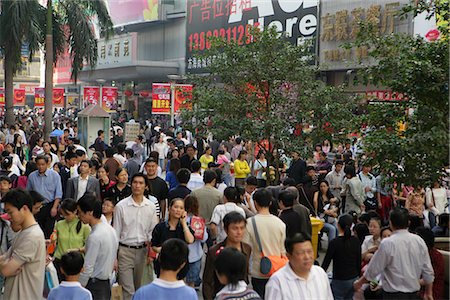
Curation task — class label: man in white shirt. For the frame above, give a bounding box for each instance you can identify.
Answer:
[187,160,204,191]
[358,162,379,211]
[325,160,345,200]
[265,233,333,300]
[114,173,159,300]
[354,208,435,300]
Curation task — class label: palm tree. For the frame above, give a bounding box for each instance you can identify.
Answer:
[0,0,44,125]
[44,0,113,138]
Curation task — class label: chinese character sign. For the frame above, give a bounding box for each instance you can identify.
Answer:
[53,88,65,107]
[83,86,100,107]
[174,84,193,113]
[102,87,118,112]
[34,88,45,107]
[152,83,171,115]
[186,0,319,73]
[0,88,5,107]
[13,89,26,106]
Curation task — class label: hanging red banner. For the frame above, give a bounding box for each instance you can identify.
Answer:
[53,88,65,107]
[83,86,100,107]
[174,84,193,113]
[0,88,5,107]
[152,83,171,115]
[34,88,45,107]
[101,87,118,112]
[13,88,26,106]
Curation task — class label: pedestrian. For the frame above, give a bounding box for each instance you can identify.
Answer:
[165,158,181,190]
[358,162,379,212]
[199,146,214,171]
[325,160,344,200]
[66,160,101,201]
[287,150,307,185]
[214,248,261,300]
[53,198,91,281]
[341,165,365,215]
[314,180,338,242]
[27,154,63,238]
[97,165,115,200]
[114,173,159,300]
[321,214,361,300]
[1,189,46,300]
[78,193,118,300]
[353,207,435,300]
[203,212,252,300]
[132,239,197,300]
[234,150,251,188]
[168,168,192,202]
[187,160,204,191]
[191,170,222,223]
[210,186,246,243]
[254,150,268,188]
[144,157,169,219]
[124,148,140,182]
[244,188,286,298]
[106,168,132,204]
[265,233,333,300]
[278,188,310,239]
[361,216,382,264]
[47,252,93,300]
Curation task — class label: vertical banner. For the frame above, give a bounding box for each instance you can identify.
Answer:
[174,84,193,113]
[13,88,26,106]
[152,83,171,114]
[53,88,65,107]
[0,88,5,107]
[101,87,118,112]
[83,86,100,107]
[34,88,45,107]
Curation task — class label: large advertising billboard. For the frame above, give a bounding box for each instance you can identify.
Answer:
[186,0,319,73]
[105,0,159,27]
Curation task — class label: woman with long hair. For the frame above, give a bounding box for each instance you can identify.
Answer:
[199,146,214,171]
[97,165,116,200]
[13,134,25,163]
[321,214,361,300]
[185,195,208,287]
[53,198,91,281]
[254,150,267,188]
[314,180,338,242]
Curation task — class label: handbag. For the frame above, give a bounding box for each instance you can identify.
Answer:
[111,272,123,300]
[251,217,288,276]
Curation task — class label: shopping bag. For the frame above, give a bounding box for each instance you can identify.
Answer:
[190,215,205,240]
[111,283,123,300]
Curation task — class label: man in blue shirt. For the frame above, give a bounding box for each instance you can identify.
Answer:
[133,239,197,300]
[26,155,62,238]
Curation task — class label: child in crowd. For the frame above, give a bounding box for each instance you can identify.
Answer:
[47,251,93,300]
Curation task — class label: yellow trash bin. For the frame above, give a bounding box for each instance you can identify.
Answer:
[310,217,324,259]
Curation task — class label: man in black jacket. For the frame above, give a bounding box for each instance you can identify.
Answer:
[287,150,307,185]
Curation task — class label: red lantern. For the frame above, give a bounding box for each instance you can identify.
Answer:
[124,90,133,97]
[139,91,150,98]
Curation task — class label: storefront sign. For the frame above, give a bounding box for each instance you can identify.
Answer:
[83,86,100,107]
[319,0,410,70]
[13,89,26,106]
[366,90,408,102]
[186,0,319,73]
[101,87,118,112]
[124,122,141,142]
[97,33,137,68]
[0,88,5,107]
[152,83,171,115]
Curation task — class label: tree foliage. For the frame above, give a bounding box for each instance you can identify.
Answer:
[181,27,358,161]
[351,2,449,186]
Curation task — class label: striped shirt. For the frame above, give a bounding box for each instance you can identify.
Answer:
[265,264,333,300]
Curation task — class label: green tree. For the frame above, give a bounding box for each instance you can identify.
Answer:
[181,27,357,180]
[44,0,113,137]
[351,2,449,186]
[0,0,44,125]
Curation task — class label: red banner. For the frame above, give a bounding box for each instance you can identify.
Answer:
[174,84,193,113]
[101,87,118,112]
[152,83,171,115]
[0,88,5,107]
[34,88,45,107]
[83,86,100,107]
[13,89,26,106]
[53,88,65,107]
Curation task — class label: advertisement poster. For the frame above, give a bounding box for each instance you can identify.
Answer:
[186,0,318,73]
[83,86,100,107]
[174,84,193,113]
[152,83,171,115]
[0,88,5,107]
[53,88,65,107]
[34,88,45,107]
[101,87,118,112]
[105,0,159,26]
[13,88,26,106]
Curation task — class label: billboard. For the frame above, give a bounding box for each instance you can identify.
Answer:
[186,0,319,73]
[152,83,171,115]
[101,87,118,112]
[83,86,100,107]
[35,88,66,107]
[105,0,159,27]
[0,88,4,107]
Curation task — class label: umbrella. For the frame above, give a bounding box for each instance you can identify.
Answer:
[49,129,64,137]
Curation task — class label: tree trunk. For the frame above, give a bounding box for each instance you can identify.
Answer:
[4,51,14,126]
[44,0,53,139]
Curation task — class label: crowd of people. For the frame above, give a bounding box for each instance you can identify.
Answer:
[0,116,447,300]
